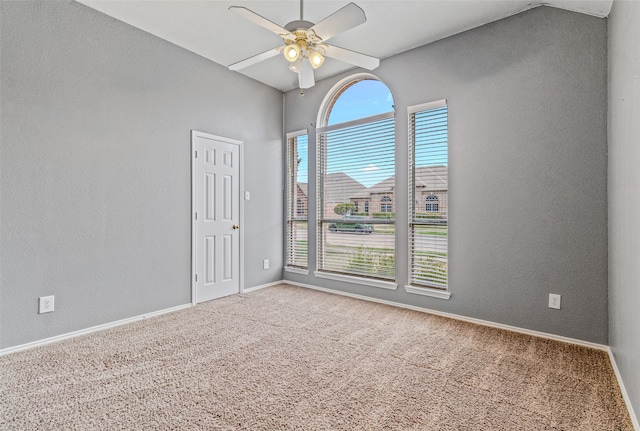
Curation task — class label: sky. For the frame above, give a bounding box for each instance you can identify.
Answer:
[327,80,394,125]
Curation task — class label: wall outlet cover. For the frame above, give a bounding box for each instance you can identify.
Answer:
[39,295,55,314]
[549,293,561,310]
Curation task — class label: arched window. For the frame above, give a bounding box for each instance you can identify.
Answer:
[316,75,396,284]
[381,196,393,213]
[425,195,439,212]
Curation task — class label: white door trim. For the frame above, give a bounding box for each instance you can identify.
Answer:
[191,130,244,305]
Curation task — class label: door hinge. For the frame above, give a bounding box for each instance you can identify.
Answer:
[194,150,198,158]
[194,212,198,220]
[195,274,198,282]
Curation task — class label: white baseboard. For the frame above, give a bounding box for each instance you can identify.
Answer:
[282,279,609,351]
[0,303,192,357]
[608,349,640,430]
[242,280,284,294]
[1,280,283,356]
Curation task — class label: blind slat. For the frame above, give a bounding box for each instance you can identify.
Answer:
[318,115,395,280]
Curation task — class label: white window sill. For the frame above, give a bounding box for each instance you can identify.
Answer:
[404,285,451,300]
[284,266,309,276]
[314,271,398,291]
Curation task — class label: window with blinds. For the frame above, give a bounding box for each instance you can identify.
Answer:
[408,100,448,289]
[317,112,395,281]
[286,132,308,269]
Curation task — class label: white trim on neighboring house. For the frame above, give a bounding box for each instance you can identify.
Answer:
[0,303,192,357]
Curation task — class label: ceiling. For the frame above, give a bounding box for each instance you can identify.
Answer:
[77,0,612,92]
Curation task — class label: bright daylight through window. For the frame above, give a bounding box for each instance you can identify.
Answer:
[286,131,308,270]
[409,100,448,290]
[317,79,395,284]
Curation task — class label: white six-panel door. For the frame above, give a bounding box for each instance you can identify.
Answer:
[192,131,242,303]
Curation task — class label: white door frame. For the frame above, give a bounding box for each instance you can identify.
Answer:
[191,130,244,305]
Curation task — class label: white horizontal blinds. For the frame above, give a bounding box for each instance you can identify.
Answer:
[409,100,448,289]
[286,132,308,269]
[317,112,395,280]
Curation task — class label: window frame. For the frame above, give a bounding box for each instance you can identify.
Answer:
[405,99,451,300]
[285,130,309,274]
[314,77,397,290]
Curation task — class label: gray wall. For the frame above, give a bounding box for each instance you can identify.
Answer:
[0,0,283,349]
[284,6,609,344]
[608,0,640,420]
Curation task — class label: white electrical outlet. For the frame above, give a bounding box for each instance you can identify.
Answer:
[549,293,561,310]
[39,295,55,314]
[263,259,269,270]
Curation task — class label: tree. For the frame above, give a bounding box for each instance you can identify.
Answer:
[334,202,356,216]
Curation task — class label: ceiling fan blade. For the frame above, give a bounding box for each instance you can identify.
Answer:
[298,60,315,89]
[229,6,294,40]
[308,3,366,43]
[228,48,281,71]
[323,44,380,70]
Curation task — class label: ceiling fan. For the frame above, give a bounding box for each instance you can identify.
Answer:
[228,0,380,89]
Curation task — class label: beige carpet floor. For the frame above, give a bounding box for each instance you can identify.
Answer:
[0,284,633,430]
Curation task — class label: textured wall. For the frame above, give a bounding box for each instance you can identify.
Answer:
[0,0,283,349]
[284,6,608,344]
[608,0,640,422]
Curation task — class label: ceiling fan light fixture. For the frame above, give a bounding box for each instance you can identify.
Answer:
[308,49,325,69]
[283,43,301,62]
[289,58,302,72]
[229,1,378,90]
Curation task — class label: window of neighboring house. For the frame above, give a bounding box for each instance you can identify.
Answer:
[316,77,396,288]
[381,196,392,213]
[354,201,359,213]
[286,131,309,271]
[408,100,448,292]
[426,195,439,212]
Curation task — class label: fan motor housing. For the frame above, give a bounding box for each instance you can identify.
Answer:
[284,20,314,32]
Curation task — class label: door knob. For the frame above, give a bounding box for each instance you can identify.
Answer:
[232,224,239,230]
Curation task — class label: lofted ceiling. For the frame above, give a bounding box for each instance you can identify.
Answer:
[77,0,612,92]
